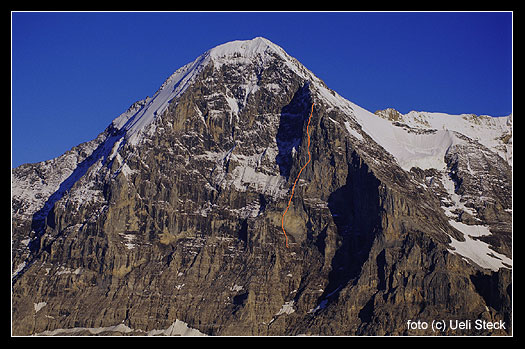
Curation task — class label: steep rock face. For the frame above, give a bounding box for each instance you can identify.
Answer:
[12,37,511,336]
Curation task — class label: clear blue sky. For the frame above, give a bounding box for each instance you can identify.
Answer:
[12,11,512,167]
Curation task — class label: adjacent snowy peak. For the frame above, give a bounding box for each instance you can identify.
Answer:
[355,109,460,171]
[319,99,462,172]
[373,108,513,167]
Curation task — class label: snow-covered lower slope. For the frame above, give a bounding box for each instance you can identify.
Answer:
[35,319,206,336]
[447,220,512,271]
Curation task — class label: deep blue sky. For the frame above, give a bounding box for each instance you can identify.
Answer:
[12,12,512,167]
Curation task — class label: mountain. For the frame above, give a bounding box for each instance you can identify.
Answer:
[12,37,512,336]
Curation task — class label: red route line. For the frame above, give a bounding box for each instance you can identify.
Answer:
[281,102,315,248]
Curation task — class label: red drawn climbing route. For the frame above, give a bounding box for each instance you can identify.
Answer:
[281,102,315,248]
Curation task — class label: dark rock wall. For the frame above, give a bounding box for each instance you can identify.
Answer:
[12,56,511,336]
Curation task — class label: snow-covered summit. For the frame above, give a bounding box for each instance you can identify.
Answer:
[111,37,296,146]
[206,36,285,60]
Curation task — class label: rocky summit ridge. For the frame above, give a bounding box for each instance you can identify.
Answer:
[12,37,512,336]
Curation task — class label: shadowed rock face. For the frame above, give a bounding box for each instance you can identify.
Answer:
[276,82,312,178]
[12,38,511,336]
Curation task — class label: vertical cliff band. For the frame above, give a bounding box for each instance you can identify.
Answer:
[281,102,315,248]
